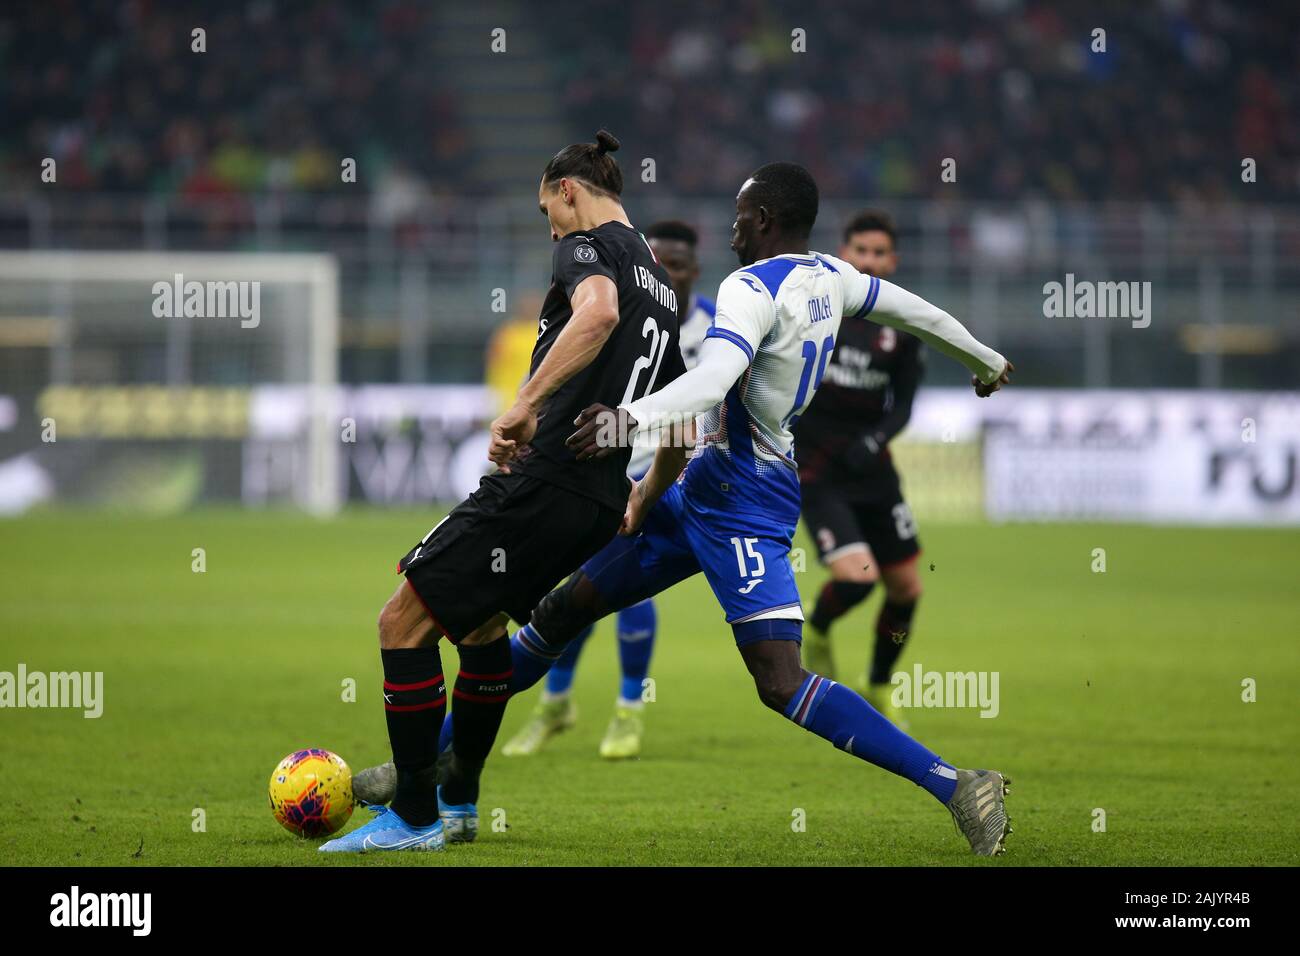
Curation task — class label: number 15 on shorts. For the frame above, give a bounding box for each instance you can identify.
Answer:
[730,536,766,593]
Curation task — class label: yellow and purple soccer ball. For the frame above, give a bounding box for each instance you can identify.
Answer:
[268,748,354,838]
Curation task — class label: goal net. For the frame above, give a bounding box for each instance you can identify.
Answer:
[0,251,340,515]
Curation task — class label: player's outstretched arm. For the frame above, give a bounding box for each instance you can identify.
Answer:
[564,335,748,460]
[869,279,1013,396]
[489,275,620,467]
[622,423,694,534]
[620,335,750,435]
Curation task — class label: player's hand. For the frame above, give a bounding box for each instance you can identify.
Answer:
[973,359,1014,398]
[566,403,637,461]
[620,478,652,535]
[488,401,538,470]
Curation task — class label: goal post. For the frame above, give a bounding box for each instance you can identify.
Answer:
[0,251,341,514]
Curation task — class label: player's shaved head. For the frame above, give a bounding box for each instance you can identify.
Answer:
[742,162,819,237]
[731,163,819,265]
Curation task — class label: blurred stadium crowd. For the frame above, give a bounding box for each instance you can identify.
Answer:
[0,0,1297,517]
[552,0,1298,203]
[1,0,1297,392]
[3,0,471,198]
[3,0,1296,202]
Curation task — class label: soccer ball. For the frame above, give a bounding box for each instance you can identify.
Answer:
[268,748,354,838]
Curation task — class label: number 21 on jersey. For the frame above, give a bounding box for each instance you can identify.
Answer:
[621,316,671,406]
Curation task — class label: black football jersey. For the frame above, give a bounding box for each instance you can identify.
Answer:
[509,220,686,512]
[793,313,923,495]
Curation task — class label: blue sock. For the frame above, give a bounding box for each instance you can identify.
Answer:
[784,674,958,804]
[438,711,454,754]
[616,600,656,703]
[510,623,567,695]
[546,625,593,696]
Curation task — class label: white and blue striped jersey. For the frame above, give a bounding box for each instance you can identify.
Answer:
[623,252,1005,527]
[683,252,872,521]
[677,292,717,369]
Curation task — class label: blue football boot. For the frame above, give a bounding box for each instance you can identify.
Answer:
[318,804,444,853]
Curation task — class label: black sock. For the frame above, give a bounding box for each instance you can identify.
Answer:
[809,579,875,634]
[870,599,917,685]
[441,636,513,806]
[381,645,446,827]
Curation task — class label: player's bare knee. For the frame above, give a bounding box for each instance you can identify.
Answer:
[753,677,783,712]
[569,573,606,614]
[753,671,803,712]
[741,642,805,712]
[377,585,435,649]
[883,567,922,603]
[531,573,604,647]
[828,551,876,584]
[377,604,416,649]
[459,614,508,647]
[833,566,876,584]
[376,598,401,647]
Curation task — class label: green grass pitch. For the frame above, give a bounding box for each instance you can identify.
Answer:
[1,509,1296,866]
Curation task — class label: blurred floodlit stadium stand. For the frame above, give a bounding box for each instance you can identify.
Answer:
[0,1,1296,516]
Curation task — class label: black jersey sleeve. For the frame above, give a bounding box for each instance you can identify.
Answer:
[864,339,925,450]
[553,233,619,300]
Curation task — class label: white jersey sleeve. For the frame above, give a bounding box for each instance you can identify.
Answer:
[830,255,1006,384]
[704,271,778,363]
[620,336,749,436]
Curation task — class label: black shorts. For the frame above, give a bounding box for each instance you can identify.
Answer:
[398,472,622,642]
[801,469,921,570]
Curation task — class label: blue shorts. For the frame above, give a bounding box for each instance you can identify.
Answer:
[580,482,804,647]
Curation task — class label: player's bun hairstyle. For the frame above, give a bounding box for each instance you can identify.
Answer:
[644,220,699,247]
[843,209,898,247]
[747,162,819,237]
[542,129,624,198]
